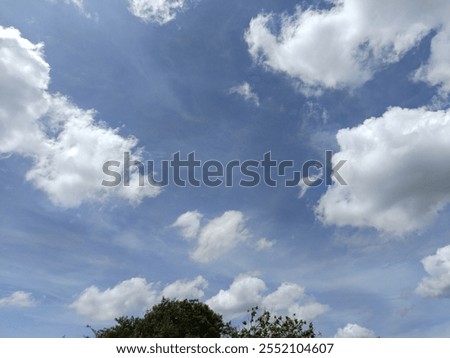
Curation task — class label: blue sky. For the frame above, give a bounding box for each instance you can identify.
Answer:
[2,0,450,338]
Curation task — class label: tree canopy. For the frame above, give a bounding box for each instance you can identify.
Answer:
[94,299,317,338]
[224,306,316,338]
[95,298,224,338]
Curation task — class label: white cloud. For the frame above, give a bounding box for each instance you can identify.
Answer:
[190,211,249,263]
[64,0,92,18]
[335,323,376,338]
[128,0,186,25]
[245,0,450,94]
[255,238,275,251]
[206,274,328,321]
[229,82,260,107]
[70,278,160,322]
[162,276,207,300]
[316,106,450,235]
[173,210,250,263]
[414,27,450,94]
[262,282,305,311]
[0,26,161,208]
[206,274,266,320]
[172,211,203,240]
[0,291,35,308]
[416,245,450,298]
[73,275,327,323]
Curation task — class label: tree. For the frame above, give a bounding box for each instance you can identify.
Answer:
[96,298,225,338]
[224,306,317,338]
[94,300,318,338]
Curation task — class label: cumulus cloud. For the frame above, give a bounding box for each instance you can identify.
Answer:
[206,274,328,321]
[173,210,250,263]
[128,0,186,25]
[335,323,376,338]
[162,276,207,299]
[0,26,161,208]
[416,245,450,298]
[70,278,160,321]
[229,82,260,107]
[245,0,450,94]
[171,211,203,240]
[0,291,36,308]
[206,274,267,320]
[316,106,450,235]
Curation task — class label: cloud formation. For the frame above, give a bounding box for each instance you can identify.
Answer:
[316,107,450,235]
[416,245,450,298]
[229,82,260,107]
[128,0,186,25]
[245,0,450,94]
[173,210,250,263]
[162,276,207,299]
[171,210,203,240]
[0,26,160,208]
[0,291,35,308]
[335,323,376,338]
[206,274,328,321]
[71,276,207,321]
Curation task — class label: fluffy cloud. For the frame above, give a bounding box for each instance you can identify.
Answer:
[173,210,249,263]
[206,274,328,321]
[335,323,376,338]
[316,107,450,235]
[0,291,35,308]
[245,0,450,94]
[70,278,160,321]
[416,245,450,298]
[71,276,208,321]
[0,26,161,208]
[72,275,327,323]
[171,210,203,240]
[128,0,186,25]
[205,274,267,320]
[229,82,260,107]
[162,276,207,299]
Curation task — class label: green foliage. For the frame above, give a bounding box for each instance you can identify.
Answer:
[94,300,317,338]
[96,298,224,338]
[225,306,316,338]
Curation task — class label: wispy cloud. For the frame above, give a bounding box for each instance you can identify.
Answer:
[0,291,36,308]
[229,82,260,107]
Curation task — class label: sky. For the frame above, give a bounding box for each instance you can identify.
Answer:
[1,0,450,338]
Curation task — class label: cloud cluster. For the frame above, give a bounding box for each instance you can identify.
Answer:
[0,291,35,308]
[0,26,160,208]
[229,82,260,107]
[172,210,250,263]
[416,245,450,298]
[245,0,450,94]
[70,276,207,321]
[335,323,376,338]
[316,106,450,235]
[71,274,327,323]
[206,274,328,321]
[128,0,186,25]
